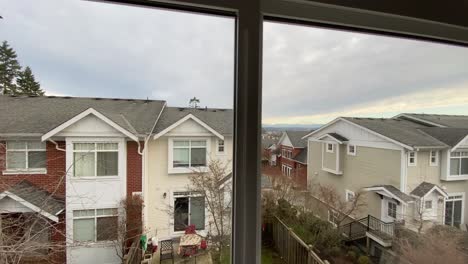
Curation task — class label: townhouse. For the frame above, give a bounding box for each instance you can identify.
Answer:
[304,113,468,255]
[277,130,309,188]
[0,95,234,263]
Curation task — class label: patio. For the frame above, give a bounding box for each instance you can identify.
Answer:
[150,241,213,264]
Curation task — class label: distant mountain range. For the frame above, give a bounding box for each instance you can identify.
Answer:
[262,124,322,132]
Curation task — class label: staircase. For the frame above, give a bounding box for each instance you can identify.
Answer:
[338,215,394,243]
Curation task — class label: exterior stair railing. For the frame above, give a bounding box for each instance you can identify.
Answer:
[338,215,394,241]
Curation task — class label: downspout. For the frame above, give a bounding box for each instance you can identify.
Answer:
[48,139,66,152]
[139,102,166,235]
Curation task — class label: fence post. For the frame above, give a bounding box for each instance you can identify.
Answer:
[349,222,352,238]
[367,215,370,231]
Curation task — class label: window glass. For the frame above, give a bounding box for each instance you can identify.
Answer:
[96,143,118,150]
[73,210,95,217]
[218,140,225,152]
[7,142,26,149]
[461,158,468,175]
[74,143,95,151]
[173,148,190,167]
[27,142,46,149]
[6,151,26,169]
[97,152,118,176]
[174,197,189,231]
[74,219,95,242]
[190,196,205,230]
[74,152,96,177]
[174,140,190,147]
[450,158,461,175]
[97,217,118,241]
[191,148,207,167]
[28,151,47,168]
[425,200,432,209]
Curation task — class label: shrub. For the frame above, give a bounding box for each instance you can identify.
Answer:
[357,255,370,264]
[346,250,357,261]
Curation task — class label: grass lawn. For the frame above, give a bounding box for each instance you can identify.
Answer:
[216,245,284,264]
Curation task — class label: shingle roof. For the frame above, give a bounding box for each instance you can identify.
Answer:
[419,127,468,147]
[400,113,468,128]
[326,132,348,142]
[262,138,277,149]
[343,117,446,148]
[154,107,233,136]
[292,149,307,164]
[367,184,415,203]
[410,181,447,198]
[0,95,166,137]
[5,181,65,216]
[285,130,310,148]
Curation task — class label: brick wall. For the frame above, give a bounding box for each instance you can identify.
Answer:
[279,145,307,189]
[126,141,143,196]
[0,141,66,197]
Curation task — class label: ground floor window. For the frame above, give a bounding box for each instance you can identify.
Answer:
[328,209,339,227]
[445,194,463,228]
[281,164,292,176]
[387,201,397,219]
[173,192,205,232]
[73,208,118,242]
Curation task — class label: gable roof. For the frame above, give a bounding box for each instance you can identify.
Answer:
[398,113,468,128]
[0,181,65,222]
[292,148,307,164]
[0,95,166,137]
[153,107,233,137]
[342,117,447,148]
[282,130,310,148]
[365,185,414,204]
[318,132,348,144]
[419,127,468,148]
[410,181,448,198]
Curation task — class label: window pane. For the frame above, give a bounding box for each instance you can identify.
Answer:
[97,217,118,241]
[74,219,95,242]
[173,148,190,167]
[96,143,118,150]
[7,142,26,150]
[174,197,189,231]
[74,143,95,151]
[73,210,95,217]
[28,151,46,168]
[191,148,206,166]
[461,158,468,175]
[174,140,189,147]
[74,152,95,177]
[191,140,206,147]
[97,152,118,176]
[190,196,205,230]
[27,142,46,149]
[97,208,118,216]
[450,158,460,175]
[6,151,26,169]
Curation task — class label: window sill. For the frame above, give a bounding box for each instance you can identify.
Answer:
[70,176,119,181]
[2,169,47,175]
[169,167,208,174]
[70,240,115,248]
[442,175,468,181]
[322,167,343,175]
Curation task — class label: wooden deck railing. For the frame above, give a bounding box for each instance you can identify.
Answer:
[270,216,328,264]
[124,238,143,264]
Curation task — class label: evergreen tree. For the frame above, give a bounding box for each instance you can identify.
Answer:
[0,41,21,94]
[16,66,44,96]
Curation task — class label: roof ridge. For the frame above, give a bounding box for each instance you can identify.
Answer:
[0,94,166,103]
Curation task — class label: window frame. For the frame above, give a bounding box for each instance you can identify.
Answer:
[449,151,468,176]
[72,208,119,243]
[172,191,206,233]
[429,150,439,166]
[216,139,226,154]
[168,138,210,174]
[387,201,397,219]
[347,144,356,156]
[281,164,292,176]
[345,189,355,202]
[327,209,339,227]
[326,143,334,153]
[72,142,119,178]
[5,141,47,174]
[408,151,417,166]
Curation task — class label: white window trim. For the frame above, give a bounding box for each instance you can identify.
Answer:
[168,137,210,174]
[408,151,417,166]
[444,192,465,226]
[72,208,119,243]
[347,144,356,156]
[326,143,334,153]
[429,150,439,166]
[327,209,338,227]
[281,164,292,176]
[449,151,468,177]
[66,137,125,180]
[216,138,226,155]
[170,190,208,236]
[387,200,398,219]
[345,190,355,202]
[4,141,47,174]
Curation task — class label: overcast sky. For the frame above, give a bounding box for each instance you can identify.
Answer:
[2,0,468,125]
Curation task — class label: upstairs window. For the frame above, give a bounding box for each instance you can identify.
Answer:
[217,139,225,154]
[345,190,355,202]
[424,200,433,209]
[408,151,417,166]
[387,201,397,219]
[6,141,46,171]
[450,151,468,176]
[430,150,439,166]
[73,143,119,177]
[172,139,207,169]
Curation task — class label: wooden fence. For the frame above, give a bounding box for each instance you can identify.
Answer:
[124,238,143,264]
[270,216,328,264]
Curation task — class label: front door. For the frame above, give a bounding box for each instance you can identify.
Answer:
[445,194,463,228]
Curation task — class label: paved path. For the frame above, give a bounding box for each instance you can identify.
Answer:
[151,251,213,264]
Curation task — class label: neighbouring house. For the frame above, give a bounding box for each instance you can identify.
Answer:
[262,137,279,166]
[304,113,468,256]
[277,131,309,188]
[0,95,166,264]
[143,106,233,239]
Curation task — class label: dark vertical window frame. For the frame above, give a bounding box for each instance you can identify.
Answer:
[85,1,468,263]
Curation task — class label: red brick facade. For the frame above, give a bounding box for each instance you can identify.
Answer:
[279,145,307,189]
[0,141,67,263]
[126,141,143,196]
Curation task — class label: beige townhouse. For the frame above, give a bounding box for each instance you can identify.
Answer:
[143,106,233,239]
[304,113,468,255]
